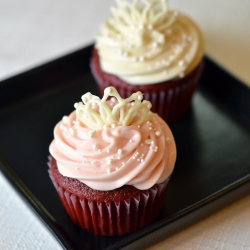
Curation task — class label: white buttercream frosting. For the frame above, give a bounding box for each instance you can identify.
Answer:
[49,87,176,191]
[95,0,204,84]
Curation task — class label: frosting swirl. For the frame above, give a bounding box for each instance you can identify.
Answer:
[95,0,204,84]
[49,87,176,190]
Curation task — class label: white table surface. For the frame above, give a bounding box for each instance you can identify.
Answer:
[0,0,250,249]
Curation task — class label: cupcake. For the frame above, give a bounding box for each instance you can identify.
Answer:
[91,0,204,122]
[49,87,176,236]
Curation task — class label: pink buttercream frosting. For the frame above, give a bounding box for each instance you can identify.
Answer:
[49,87,176,191]
[49,111,176,191]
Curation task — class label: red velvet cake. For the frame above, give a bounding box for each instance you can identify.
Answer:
[91,48,204,122]
[49,87,176,236]
[49,157,169,236]
[91,0,204,122]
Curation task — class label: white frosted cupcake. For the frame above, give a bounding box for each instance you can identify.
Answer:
[91,0,204,122]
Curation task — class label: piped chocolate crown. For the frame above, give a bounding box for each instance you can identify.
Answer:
[74,87,152,130]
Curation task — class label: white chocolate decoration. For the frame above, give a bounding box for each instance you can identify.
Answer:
[49,87,176,191]
[75,86,152,130]
[95,0,204,84]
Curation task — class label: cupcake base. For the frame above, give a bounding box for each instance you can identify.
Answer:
[49,157,169,236]
[91,48,204,123]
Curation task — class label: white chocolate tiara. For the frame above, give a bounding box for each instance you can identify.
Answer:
[112,0,170,24]
[75,87,153,130]
[99,0,175,47]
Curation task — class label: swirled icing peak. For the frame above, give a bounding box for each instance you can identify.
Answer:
[96,0,204,84]
[74,87,153,130]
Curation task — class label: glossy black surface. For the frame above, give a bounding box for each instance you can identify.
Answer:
[0,45,250,250]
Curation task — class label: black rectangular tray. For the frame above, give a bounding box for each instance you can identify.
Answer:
[0,44,250,250]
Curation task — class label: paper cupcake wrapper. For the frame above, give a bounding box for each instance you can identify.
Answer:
[48,161,169,236]
[91,48,204,122]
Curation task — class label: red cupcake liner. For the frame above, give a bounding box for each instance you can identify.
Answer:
[90,48,204,123]
[48,157,169,236]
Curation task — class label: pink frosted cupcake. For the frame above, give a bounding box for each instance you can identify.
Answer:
[91,0,204,122]
[49,87,176,236]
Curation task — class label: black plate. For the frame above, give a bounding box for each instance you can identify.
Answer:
[0,45,250,250]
